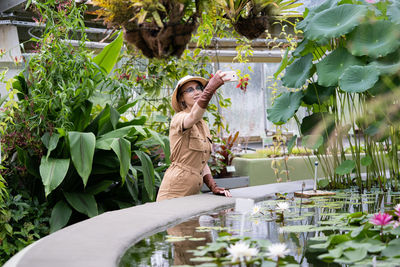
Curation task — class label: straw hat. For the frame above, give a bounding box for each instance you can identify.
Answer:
[171,75,208,112]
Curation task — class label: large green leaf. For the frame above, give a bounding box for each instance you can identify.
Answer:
[98,126,134,140]
[382,239,400,257]
[304,4,367,42]
[301,135,324,150]
[296,0,338,31]
[70,100,93,132]
[64,192,98,217]
[274,48,293,79]
[40,157,70,196]
[267,91,303,125]
[68,132,96,186]
[335,160,356,175]
[50,200,72,233]
[388,1,400,25]
[41,132,60,159]
[347,20,400,58]
[93,32,123,74]
[369,50,400,75]
[300,113,335,139]
[110,138,131,183]
[86,180,113,195]
[282,53,313,88]
[135,150,155,201]
[339,65,379,93]
[303,83,335,105]
[316,47,363,87]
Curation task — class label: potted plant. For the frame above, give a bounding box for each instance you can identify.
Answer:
[216,0,302,39]
[92,0,203,58]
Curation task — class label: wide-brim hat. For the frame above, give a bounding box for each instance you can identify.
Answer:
[171,75,208,112]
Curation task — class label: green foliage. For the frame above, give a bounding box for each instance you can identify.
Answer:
[0,0,169,237]
[309,209,400,266]
[269,0,400,190]
[0,194,50,265]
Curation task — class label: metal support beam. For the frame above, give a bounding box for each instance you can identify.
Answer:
[0,0,26,13]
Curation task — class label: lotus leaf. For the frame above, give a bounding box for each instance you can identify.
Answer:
[382,239,400,257]
[303,83,335,105]
[347,20,400,58]
[335,160,356,175]
[388,1,400,25]
[369,50,400,75]
[361,155,372,166]
[304,5,367,42]
[296,0,338,31]
[300,113,335,139]
[267,91,303,125]
[282,53,313,88]
[316,47,363,87]
[339,65,379,93]
[301,135,324,150]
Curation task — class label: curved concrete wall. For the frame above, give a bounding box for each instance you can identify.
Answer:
[5,180,313,267]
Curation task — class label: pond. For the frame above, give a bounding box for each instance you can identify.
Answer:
[119,189,400,266]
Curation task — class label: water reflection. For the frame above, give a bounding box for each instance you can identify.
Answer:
[119,190,400,266]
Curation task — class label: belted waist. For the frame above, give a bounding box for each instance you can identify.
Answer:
[170,162,203,176]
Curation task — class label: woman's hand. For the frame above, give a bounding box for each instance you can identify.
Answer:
[212,186,232,197]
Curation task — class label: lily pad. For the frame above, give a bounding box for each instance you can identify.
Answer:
[316,47,363,87]
[282,53,314,88]
[339,65,380,93]
[304,4,368,42]
[347,20,400,58]
[267,91,304,125]
[335,160,356,175]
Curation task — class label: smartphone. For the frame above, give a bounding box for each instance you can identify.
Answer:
[221,71,238,82]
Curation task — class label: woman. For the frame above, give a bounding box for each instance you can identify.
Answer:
[156,71,232,201]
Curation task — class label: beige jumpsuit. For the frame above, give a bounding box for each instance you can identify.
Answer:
[156,111,212,201]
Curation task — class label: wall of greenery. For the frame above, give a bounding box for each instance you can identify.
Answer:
[268,0,400,191]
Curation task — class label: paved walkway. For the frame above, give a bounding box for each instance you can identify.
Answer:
[5,179,313,267]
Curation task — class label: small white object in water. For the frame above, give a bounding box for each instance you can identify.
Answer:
[252,205,261,215]
[235,198,255,214]
[227,241,259,262]
[265,243,290,259]
[276,202,290,212]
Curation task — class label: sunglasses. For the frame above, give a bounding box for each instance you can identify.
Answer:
[183,85,204,94]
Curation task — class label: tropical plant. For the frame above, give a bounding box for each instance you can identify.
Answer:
[268,0,400,191]
[210,131,239,177]
[0,194,50,265]
[216,0,302,39]
[0,0,168,233]
[92,0,206,58]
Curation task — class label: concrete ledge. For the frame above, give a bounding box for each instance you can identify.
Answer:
[5,179,314,267]
[201,176,250,192]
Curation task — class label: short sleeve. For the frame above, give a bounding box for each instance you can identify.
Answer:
[170,112,189,135]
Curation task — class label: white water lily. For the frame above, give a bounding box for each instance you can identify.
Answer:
[227,241,259,262]
[252,205,261,215]
[276,202,290,212]
[265,243,290,259]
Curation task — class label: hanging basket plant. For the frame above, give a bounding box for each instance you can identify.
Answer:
[92,0,202,58]
[217,0,302,40]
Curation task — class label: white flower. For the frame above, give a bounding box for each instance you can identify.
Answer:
[265,243,290,259]
[252,205,261,215]
[276,202,290,212]
[227,241,259,262]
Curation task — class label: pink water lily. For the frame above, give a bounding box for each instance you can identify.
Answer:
[370,212,393,226]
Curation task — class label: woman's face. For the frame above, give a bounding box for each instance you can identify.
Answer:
[179,81,204,110]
